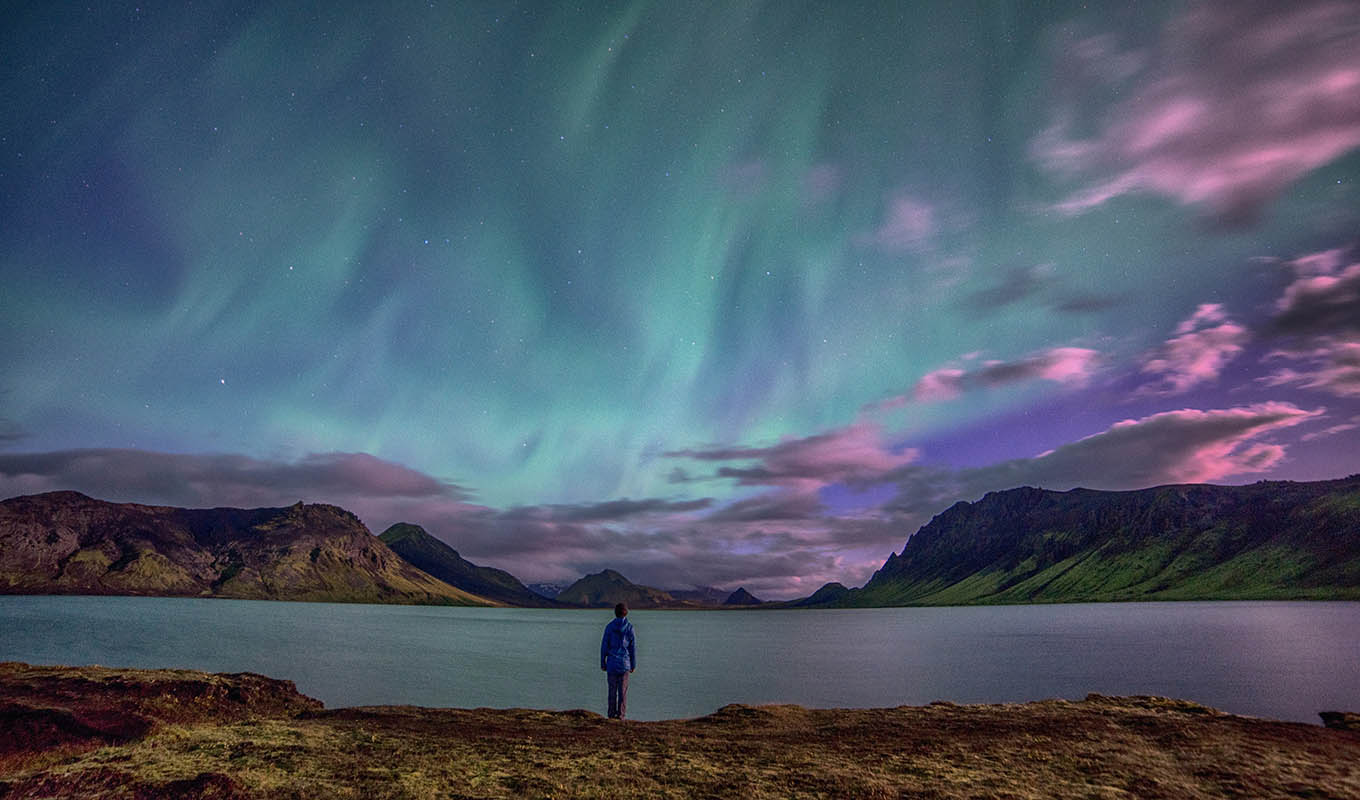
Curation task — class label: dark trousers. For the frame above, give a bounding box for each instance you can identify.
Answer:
[607,670,629,719]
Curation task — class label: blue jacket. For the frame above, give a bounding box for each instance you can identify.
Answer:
[600,617,636,674]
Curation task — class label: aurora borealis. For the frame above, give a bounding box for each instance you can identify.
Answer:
[2,1,1358,598]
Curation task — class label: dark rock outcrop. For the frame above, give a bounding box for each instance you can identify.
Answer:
[723,587,762,605]
[1320,711,1360,731]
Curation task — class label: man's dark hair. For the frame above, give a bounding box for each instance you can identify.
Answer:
[614,603,628,618]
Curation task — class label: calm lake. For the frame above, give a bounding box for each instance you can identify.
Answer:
[2,596,1356,724]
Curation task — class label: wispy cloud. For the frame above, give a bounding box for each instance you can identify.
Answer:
[1263,339,1360,398]
[965,265,1053,311]
[0,449,470,509]
[1141,303,1249,393]
[1258,246,1360,397]
[872,346,1101,408]
[1035,0,1360,224]
[969,402,1321,489]
[1301,415,1360,441]
[665,423,918,493]
[868,193,936,252]
[0,400,1329,600]
[1271,247,1360,338]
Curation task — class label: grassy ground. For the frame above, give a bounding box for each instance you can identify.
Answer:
[2,663,1359,799]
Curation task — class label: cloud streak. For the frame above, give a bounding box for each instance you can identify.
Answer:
[1263,340,1360,398]
[873,347,1101,407]
[1036,0,1360,223]
[0,400,1331,600]
[1259,246,1360,398]
[1271,248,1360,338]
[665,423,918,493]
[869,194,936,252]
[0,449,470,509]
[971,402,1321,489]
[1141,303,1248,393]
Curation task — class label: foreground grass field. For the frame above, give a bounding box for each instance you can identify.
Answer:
[2,662,1358,799]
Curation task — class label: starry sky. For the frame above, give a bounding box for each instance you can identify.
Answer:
[2,1,1359,599]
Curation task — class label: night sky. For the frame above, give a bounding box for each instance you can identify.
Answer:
[3,1,1359,598]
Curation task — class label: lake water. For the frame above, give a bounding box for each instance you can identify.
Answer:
[1,596,1356,724]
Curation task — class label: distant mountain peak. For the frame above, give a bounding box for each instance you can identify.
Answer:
[723,586,762,606]
[556,569,675,608]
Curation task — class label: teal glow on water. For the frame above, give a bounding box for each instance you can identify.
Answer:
[2,596,1356,723]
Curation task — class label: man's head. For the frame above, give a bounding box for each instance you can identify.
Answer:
[614,603,628,618]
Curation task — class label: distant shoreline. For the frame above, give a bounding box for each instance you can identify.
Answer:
[3,590,1359,609]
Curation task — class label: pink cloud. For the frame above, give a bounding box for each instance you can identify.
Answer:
[1035,1,1360,223]
[871,194,936,251]
[1301,415,1360,442]
[1287,247,1348,277]
[1272,251,1360,337]
[912,368,966,402]
[667,423,918,493]
[1141,303,1249,393]
[970,402,1323,490]
[1036,347,1102,383]
[1262,338,1360,398]
[868,347,1101,409]
[0,449,469,510]
[1260,245,1360,397]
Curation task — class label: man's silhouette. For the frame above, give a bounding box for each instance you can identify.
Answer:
[600,603,636,719]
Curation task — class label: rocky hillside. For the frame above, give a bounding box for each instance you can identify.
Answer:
[555,569,677,608]
[378,523,554,607]
[802,476,1360,607]
[0,492,492,605]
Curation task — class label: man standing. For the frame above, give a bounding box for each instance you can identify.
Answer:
[600,602,636,720]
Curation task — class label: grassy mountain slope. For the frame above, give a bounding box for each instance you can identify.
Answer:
[0,492,493,606]
[378,522,554,607]
[827,477,1360,607]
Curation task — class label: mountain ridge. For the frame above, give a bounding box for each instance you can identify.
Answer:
[0,491,492,606]
[795,477,1360,607]
[555,569,677,608]
[378,522,556,607]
